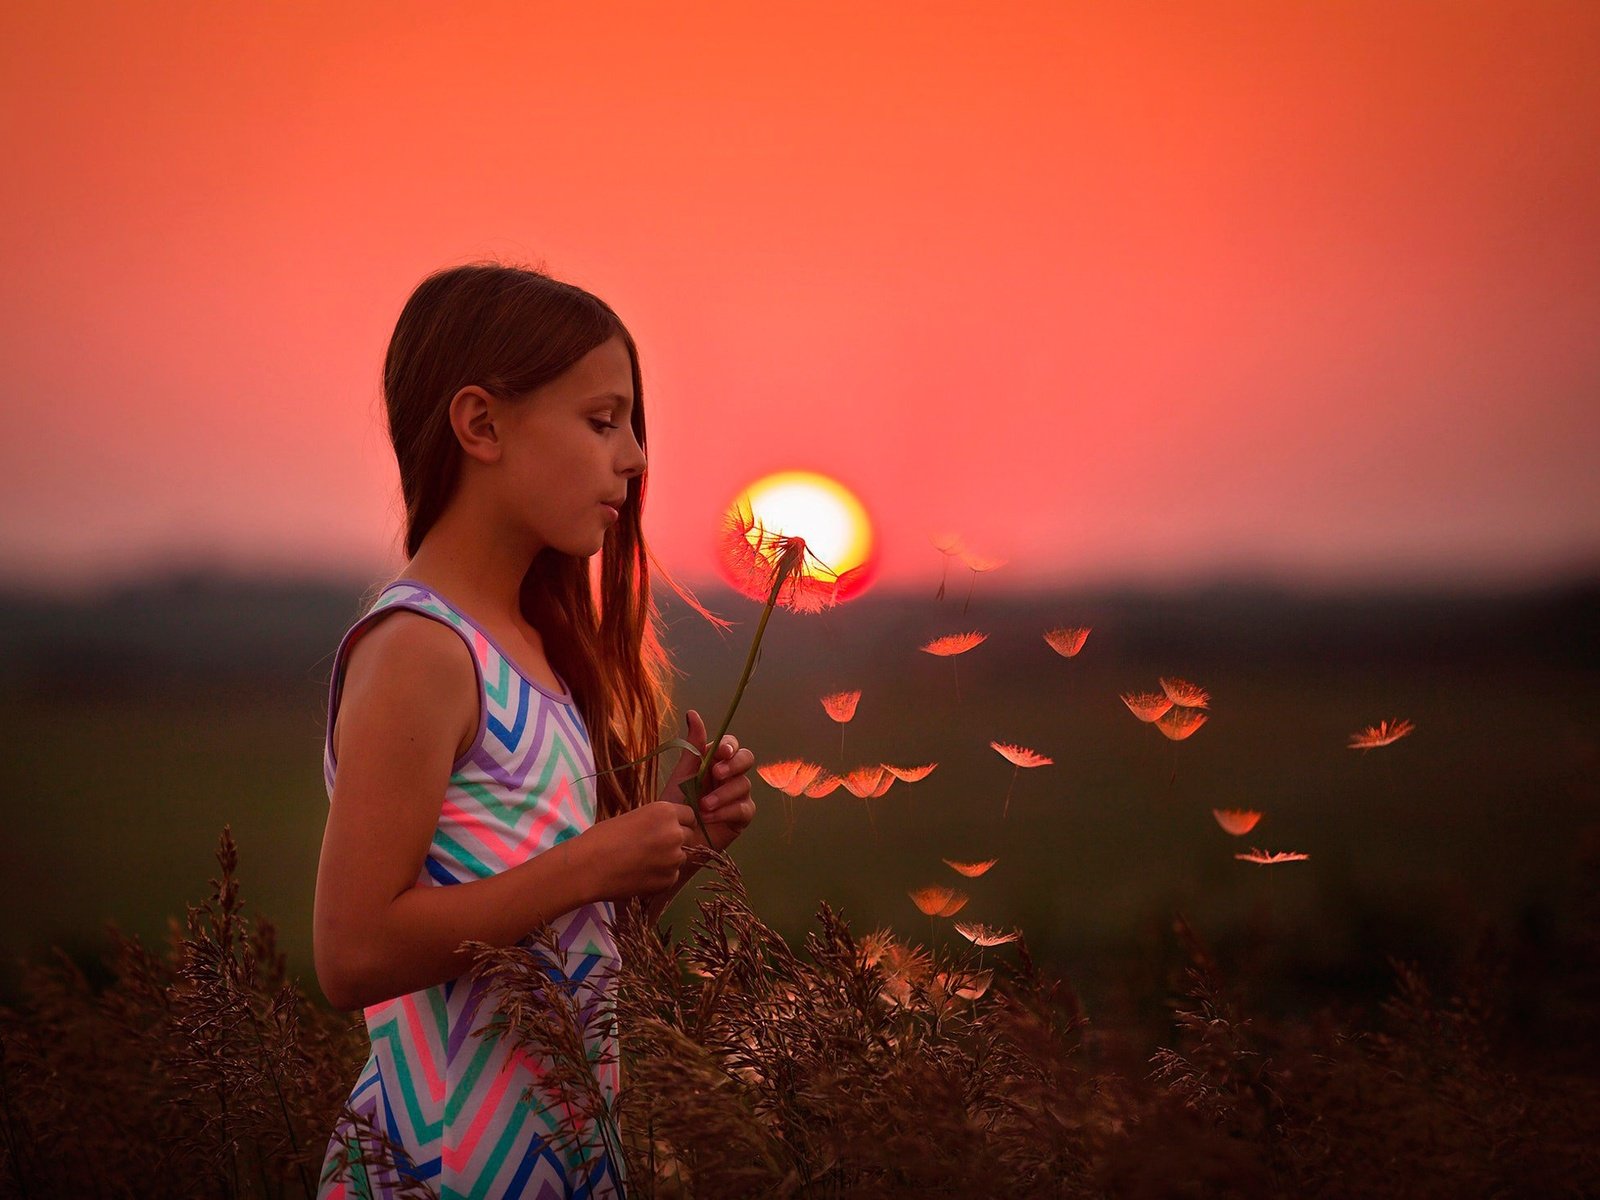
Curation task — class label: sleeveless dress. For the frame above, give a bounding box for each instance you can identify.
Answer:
[316,578,628,1200]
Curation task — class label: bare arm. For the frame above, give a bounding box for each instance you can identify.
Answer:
[313,614,602,1011]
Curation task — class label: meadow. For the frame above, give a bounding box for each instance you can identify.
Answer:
[1,570,1597,1194]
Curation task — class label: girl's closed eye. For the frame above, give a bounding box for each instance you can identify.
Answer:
[589,418,619,432]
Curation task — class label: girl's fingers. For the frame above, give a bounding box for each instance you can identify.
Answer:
[703,797,755,826]
[702,777,752,813]
[711,747,756,781]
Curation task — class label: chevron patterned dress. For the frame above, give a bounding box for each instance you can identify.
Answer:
[317,579,627,1199]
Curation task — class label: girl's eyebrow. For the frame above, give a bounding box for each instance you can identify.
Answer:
[586,391,633,413]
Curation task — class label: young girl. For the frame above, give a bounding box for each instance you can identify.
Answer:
[313,262,759,1198]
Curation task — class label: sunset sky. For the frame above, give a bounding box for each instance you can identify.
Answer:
[2,1,1596,595]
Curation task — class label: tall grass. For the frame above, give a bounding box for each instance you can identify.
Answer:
[3,826,1598,1198]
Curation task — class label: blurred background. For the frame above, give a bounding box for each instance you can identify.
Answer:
[1,0,1596,1039]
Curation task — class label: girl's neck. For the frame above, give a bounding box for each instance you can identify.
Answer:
[403,497,544,629]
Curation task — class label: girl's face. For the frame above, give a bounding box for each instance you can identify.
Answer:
[494,334,647,557]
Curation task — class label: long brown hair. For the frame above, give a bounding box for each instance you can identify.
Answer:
[378,260,719,820]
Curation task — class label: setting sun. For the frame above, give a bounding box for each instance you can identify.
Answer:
[718,471,877,600]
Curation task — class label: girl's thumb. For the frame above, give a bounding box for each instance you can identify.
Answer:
[674,709,705,777]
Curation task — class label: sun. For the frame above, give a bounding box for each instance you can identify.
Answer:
[719,470,877,600]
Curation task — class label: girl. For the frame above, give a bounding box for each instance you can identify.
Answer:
[313,262,758,1198]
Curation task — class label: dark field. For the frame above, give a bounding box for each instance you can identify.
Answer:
[2,568,1597,1034]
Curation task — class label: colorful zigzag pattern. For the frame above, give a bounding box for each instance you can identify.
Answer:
[317,580,627,1199]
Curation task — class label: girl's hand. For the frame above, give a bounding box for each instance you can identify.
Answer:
[662,709,757,853]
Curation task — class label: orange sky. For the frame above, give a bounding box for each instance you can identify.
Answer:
[2,1,1596,594]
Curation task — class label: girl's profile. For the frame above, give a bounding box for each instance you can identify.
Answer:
[311,262,758,1197]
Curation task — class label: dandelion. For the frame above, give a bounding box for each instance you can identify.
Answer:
[1159,677,1210,710]
[1044,626,1091,657]
[920,631,988,703]
[959,550,1006,614]
[821,689,861,760]
[883,762,938,783]
[1235,848,1309,865]
[931,531,966,601]
[672,498,863,839]
[1121,691,1174,722]
[990,740,1053,818]
[1348,718,1415,750]
[942,858,996,877]
[1212,809,1263,836]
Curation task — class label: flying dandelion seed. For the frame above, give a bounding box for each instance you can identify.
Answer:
[803,770,843,797]
[1044,626,1091,657]
[1154,707,1208,741]
[756,758,824,842]
[959,550,1006,615]
[1121,691,1175,722]
[883,762,938,783]
[821,690,861,722]
[1159,677,1211,709]
[842,766,888,798]
[920,631,988,703]
[954,922,1021,947]
[921,632,987,655]
[842,765,890,837]
[909,885,970,918]
[1348,718,1416,750]
[931,531,966,601]
[990,740,1053,818]
[936,967,993,1003]
[821,689,861,759]
[991,742,1053,769]
[909,885,969,950]
[1235,848,1310,864]
[1212,809,1263,836]
[756,759,823,795]
[942,858,997,877]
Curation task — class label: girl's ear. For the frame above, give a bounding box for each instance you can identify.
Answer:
[450,386,502,464]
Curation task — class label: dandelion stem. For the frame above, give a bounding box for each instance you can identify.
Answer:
[689,544,799,842]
